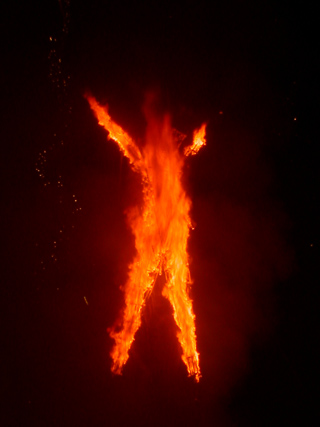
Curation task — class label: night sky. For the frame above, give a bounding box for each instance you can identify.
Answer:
[2,1,318,426]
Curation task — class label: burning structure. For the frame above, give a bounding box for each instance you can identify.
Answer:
[86,94,206,381]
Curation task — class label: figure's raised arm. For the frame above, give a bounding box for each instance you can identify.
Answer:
[85,95,144,171]
[184,123,207,156]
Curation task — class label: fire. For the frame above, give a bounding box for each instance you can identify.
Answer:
[85,94,206,382]
[184,123,207,156]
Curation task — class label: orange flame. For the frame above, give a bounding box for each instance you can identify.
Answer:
[85,94,206,381]
[184,123,207,156]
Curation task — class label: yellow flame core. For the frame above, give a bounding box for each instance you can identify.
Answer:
[86,95,206,382]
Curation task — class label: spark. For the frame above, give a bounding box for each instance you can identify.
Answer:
[35,0,81,276]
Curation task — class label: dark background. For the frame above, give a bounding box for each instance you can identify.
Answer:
[1,1,318,425]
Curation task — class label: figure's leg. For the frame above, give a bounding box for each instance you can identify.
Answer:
[108,257,157,374]
[162,258,201,381]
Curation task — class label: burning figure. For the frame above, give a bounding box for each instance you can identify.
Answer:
[86,94,206,381]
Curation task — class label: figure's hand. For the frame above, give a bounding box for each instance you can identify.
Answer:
[184,123,207,156]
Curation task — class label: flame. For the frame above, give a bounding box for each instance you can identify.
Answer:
[184,123,207,156]
[85,95,144,172]
[85,94,206,382]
